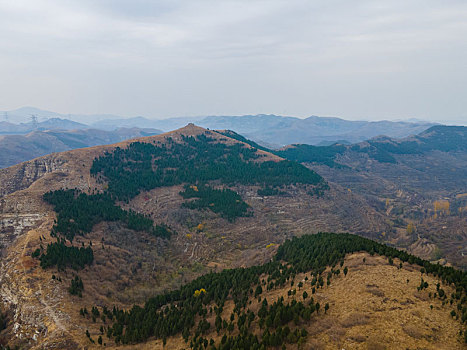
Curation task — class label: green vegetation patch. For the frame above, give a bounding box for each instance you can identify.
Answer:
[90,134,325,201]
[98,232,467,347]
[44,189,167,241]
[39,240,94,270]
[257,187,287,196]
[275,143,347,168]
[180,185,250,222]
[69,275,84,297]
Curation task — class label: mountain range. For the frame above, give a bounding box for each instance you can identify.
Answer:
[0,124,466,349]
[0,107,436,146]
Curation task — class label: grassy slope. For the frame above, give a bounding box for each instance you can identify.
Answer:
[85,252,463,350]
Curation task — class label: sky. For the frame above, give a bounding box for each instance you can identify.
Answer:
[0,0,466,124]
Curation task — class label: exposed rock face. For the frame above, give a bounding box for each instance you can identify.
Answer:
[0,214,46,251]
[0,156,67,197]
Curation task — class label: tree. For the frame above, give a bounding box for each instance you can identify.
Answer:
[343,267,348,276]
[324,303,329,314]
[303,291,308,300]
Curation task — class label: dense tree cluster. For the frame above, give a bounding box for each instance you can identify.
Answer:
[180,185,251,222]
[88,232,467,347]
[69,275,84,297]
[257,187,287,196]
[90,134,325,202]
[39,240,93,270]
[275,144,347,168]
[44,189,157,241]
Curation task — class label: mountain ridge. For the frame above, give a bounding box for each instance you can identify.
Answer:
[1,107,438,146]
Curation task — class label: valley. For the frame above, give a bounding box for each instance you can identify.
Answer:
[280,126,467,269]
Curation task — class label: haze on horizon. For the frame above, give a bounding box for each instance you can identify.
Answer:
[0,0,466,125]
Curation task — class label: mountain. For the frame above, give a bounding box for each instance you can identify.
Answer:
[0,107,63,124]
[1,108,437,146]
[89,113,436,146]
[0,107,122,125]
[91,116,204,131]
[0,118,89,135]
[0,127,162,168]
[276,125,467,269]
[0,124,466,349]
[35,118,88,131]
[197,114,437,146]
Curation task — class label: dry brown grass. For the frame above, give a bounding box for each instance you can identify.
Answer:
[90,252,465,350]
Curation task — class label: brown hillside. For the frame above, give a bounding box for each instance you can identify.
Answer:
[0,124,437,349]
[95,253,464,350]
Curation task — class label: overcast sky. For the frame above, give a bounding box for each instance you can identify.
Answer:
[0,0,466,123]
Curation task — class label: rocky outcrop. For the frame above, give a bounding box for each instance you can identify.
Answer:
[0,156,67,197]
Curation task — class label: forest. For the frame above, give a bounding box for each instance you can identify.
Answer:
[90,134,326,201]
[43,189,166,241]
[88,232,467,347]
[40,189,171,272]
[275,144,347,168]
[257,187,287,196]
[39,240,94,270]
[180,185,251,221]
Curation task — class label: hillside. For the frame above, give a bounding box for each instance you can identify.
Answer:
[109,233,467,350]
[0,127,162,168]
[0,124,466,349]
[276,126,467,269]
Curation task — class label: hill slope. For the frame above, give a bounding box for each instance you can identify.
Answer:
[276,125,467,269]
[0,125,465,349]
[0,127,162,168]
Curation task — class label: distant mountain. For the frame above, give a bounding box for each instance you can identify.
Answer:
[0,127,161,168]
[0,107,438,145]
[0,106,63,124]
[0,117,88,134]
[91,116,203,131]
[276,125,467,166]
[36,118,88,131]
[93,114,435,146]
[197,114,437,146]
[0,106,123,125]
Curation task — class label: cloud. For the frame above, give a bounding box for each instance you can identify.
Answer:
[0,0,466,123]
